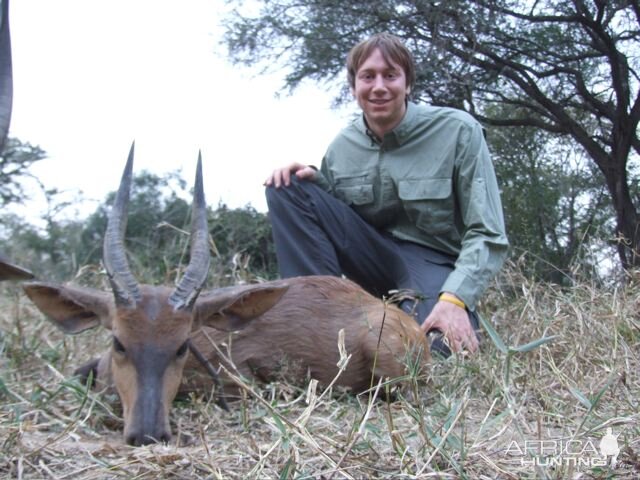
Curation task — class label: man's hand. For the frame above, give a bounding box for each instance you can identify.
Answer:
[421,299,479,354]
[264,162,316,188]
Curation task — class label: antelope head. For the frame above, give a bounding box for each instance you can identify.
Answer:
[25,145,211,445]
[99,144,212,445]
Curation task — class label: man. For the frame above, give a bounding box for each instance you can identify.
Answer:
[264,33,508,357]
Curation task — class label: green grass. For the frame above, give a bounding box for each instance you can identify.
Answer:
[0,263,638,479]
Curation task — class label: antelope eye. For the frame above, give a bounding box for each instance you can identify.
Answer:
[113,337,126,354]
[176,341,189,358]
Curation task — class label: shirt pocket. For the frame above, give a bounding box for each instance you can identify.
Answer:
[334,174,375,206]
[398,178,453,234]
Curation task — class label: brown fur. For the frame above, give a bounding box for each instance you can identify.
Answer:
[184,276,430,396]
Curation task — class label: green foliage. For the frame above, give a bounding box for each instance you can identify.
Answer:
[488,119,614,282]
[209,203,278,283]
[77,169,191,284]
[0,190,87,282]
[0,138,46,207]
[1,168,277,286]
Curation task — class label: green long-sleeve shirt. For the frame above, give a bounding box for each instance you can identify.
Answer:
[313,102,509,310]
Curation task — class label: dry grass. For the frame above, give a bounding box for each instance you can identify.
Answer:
[0,263,638,479]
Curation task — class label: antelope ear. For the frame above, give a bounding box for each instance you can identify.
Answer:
[0,255,34,281]
[193,283,289,332]
[23,282,114,333]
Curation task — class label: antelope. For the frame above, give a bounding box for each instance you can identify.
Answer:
[23,147,430,446]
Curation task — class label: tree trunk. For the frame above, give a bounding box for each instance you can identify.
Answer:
[604,168,640,270]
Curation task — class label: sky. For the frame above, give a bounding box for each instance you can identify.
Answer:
[8,0,354,222]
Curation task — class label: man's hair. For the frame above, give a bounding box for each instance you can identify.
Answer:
[346,33,416,91]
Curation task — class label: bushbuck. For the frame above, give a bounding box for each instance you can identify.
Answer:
[23,147,430,446]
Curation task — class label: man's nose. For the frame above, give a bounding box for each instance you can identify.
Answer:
[372,74,386,91]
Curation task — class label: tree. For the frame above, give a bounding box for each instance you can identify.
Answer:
[0,138,45,207]
[78,170,191,284]
[223,0,640,270]
[488,119,612,282]
[78,171,277,286]
[0,192,86,282]
[1,169,279,285]
[209,203,278,282]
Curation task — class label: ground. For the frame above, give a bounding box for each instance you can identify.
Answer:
[1,265,639,479]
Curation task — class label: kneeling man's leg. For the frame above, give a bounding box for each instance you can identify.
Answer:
[265,178,409,297]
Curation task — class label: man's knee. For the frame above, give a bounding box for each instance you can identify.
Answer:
[265,177,322,211]
[265,177,301,199]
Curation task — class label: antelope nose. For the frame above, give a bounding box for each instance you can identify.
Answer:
[126,430,171,446]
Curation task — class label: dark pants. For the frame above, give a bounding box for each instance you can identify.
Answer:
[265,178,479,356]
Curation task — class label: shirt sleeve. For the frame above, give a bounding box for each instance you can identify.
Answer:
[311,156,335,193]
[440,121,509,310]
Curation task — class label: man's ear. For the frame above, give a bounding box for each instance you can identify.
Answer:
[193,283,289,332]
[23,282,114,333]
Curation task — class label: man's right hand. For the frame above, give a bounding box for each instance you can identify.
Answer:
[264,162,316,188]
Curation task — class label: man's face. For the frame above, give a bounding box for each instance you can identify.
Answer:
[352,48,410,138]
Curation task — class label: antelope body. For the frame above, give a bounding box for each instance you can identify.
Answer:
[188,276,428,395]
[23,149,430,446]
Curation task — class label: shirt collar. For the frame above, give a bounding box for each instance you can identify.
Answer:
[357,101,418,148]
